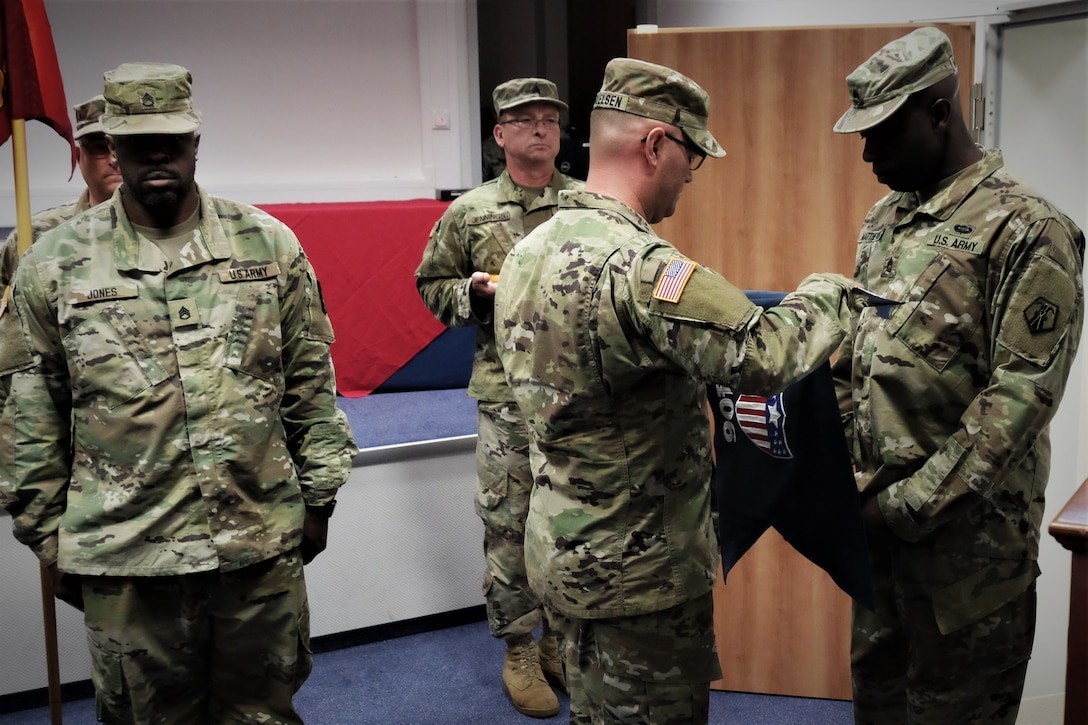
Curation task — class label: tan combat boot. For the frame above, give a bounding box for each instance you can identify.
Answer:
[537,632,566,693]
[502,634,559,718]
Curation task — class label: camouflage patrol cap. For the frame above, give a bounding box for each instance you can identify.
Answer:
[493,78,568,116]
[73,95,107,139]
[101,62,202,136]
[593,57,725,158]
[833,27,957,134]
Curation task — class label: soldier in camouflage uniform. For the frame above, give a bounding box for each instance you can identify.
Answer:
[0,94,122,288]
[494,57,874,725]
[416,77,582,719]
[0,62,357,724]
[831,28,1085,724]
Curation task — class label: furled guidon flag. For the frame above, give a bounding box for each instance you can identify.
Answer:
[710,292,874,610]
[735,393,792,459]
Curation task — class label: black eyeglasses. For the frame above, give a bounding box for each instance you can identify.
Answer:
[499,117,561,131]
[79,137,112,157]
[641,132,705,171]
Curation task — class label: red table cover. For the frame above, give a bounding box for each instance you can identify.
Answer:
[258,200,449,397]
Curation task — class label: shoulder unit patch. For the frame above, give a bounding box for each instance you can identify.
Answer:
[1024,297,1059,334]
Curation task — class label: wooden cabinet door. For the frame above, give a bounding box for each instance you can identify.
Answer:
[628,23,974,700]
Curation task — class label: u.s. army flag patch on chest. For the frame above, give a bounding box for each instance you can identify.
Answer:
[653,257,698,303]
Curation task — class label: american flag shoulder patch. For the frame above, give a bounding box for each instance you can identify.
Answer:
[653,257,698,303]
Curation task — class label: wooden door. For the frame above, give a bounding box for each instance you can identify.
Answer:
[628,23,975,700]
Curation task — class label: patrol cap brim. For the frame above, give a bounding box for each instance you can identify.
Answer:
[833,95,910,134]
[74,124,103,139]
[499,95,568,114]
[101,109,202,136]
[74,122,105,139]
[681,127,725,159]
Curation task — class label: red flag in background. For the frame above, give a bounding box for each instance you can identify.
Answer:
[0,0,74,164]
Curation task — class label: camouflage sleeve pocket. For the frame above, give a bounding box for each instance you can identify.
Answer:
[0,296,37,376]
[645,264,756,332]
[302,273,335,344]
[998,254,1079,368]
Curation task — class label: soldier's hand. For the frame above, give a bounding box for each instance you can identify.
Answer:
[469,271,498,300]
[301,510,329,564]
[48,562,85,611]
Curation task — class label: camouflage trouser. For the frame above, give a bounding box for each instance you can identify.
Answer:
[851,539,1035,725]
[81,549,312,725]
[549,592,721,725]
[475,400,544,640]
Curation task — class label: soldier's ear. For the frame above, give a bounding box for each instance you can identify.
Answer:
[928,98,952,131]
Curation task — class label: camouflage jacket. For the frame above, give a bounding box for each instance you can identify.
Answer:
[0,185,358,575]
[495,189,859,618]
[1,190,93,287]
[832,150,1084,630]
[415,168,582,402]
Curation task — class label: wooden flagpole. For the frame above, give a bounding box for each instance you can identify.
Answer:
[11,117,64,725]
[37,565,64,725]
[11,118,33,255]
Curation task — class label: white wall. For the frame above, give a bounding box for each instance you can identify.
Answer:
[0,0,479,224]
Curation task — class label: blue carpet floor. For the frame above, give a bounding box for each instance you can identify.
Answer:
[0,619,853,724]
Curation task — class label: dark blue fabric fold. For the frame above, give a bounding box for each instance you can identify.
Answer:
[710,290,874,610]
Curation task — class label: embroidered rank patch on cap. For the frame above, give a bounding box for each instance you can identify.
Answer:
[653,257,698,303]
